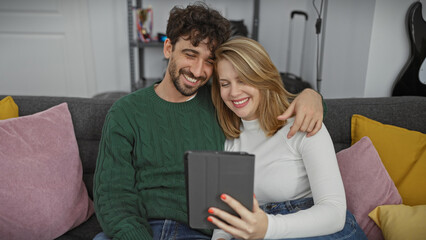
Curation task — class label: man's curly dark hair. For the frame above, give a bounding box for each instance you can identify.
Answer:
[166,2,231,54]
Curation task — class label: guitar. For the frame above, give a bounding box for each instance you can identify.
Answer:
[392,1,426,96]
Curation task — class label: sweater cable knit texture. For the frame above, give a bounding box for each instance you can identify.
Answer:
[94,85,225,240]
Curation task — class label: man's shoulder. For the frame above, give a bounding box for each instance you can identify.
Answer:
[104,87,157,128]
[199,84,212,95]
[195,85,213,103]
[112,86,153,109]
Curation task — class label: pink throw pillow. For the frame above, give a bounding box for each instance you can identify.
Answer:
[336,136,402,240]
[0,103,94,240]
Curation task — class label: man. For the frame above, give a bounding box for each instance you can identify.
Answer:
[93,3,323,240]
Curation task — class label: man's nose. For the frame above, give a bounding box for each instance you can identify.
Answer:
[191,59,204,78]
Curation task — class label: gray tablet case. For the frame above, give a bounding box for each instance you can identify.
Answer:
[184,151,255,229]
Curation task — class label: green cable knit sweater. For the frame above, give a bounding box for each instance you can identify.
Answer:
[93,84,225,240]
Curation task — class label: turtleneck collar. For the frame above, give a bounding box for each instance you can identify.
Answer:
[241,118,261,131]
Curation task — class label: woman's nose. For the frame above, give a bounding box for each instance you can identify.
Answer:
[229,84,241,97]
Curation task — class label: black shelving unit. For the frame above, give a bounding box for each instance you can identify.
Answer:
[127,0,163,91]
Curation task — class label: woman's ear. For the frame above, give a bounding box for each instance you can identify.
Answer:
[163,38,172,59]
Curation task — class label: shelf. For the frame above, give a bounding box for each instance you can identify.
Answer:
[130,40,164,48]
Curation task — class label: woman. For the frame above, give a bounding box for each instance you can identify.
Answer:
[209,37,366,240]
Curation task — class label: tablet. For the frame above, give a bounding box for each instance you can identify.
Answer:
[184,150,255,229]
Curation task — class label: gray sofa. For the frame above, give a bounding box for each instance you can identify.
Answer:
[4,95,426,240]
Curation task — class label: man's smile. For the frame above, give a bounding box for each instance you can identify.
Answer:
[184,74,198,84]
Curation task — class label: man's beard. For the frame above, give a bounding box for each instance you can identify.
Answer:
[168,57,207,97]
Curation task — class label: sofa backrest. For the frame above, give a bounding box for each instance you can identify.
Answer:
[324,96,426,152]
[3,95,426,199]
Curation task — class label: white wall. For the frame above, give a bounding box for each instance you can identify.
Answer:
[364,0,420,97]
[137,0,422,99]
[256,0,377,98]
[1,0,423,98]
[319,0,376,98]
[88,0,131,94]
[314,0,426,98]
[257,0,310,77]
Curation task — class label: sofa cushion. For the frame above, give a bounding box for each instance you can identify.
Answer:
[368,204,426,240]
[0,103,94,240]
[0,96,18,120]
[336,136,402,240]
[351,114,426,206]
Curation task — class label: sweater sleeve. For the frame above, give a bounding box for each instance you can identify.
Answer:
[94,110,152,240]
[321,93,327,117]
[264,123,346,239]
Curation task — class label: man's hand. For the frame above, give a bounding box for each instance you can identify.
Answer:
[278,88,323,138]
[208,194,268,240]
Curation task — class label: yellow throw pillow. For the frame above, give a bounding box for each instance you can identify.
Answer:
[368,204,426,240]
[351,114,426,206]
[0,96,19,120]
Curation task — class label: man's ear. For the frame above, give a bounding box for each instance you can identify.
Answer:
[163,38,172,59]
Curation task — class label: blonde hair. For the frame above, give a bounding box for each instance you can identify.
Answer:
[212,36,296,139]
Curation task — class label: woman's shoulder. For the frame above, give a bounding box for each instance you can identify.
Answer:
[279,117,299,138]
[282,118,331,154]
[280,117,328,139]
[279,117,328,150]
